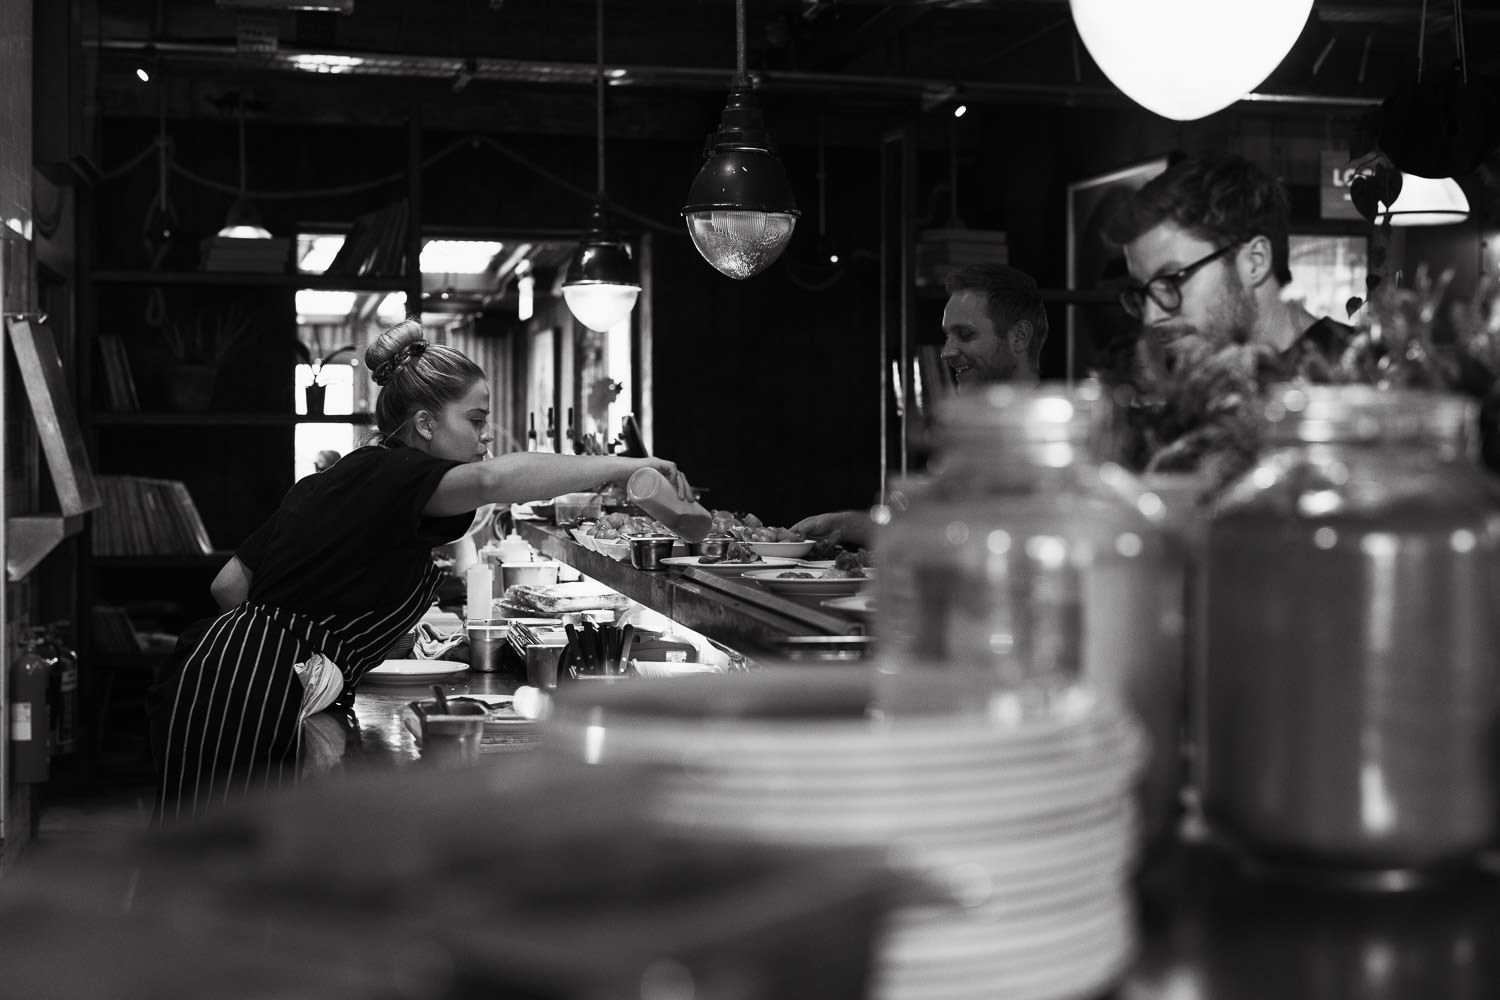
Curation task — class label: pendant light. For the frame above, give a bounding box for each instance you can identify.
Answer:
[1375,173,1471,227]
[1069,0,1315,121]
[562,0,641,333]
[218,105,272,239]
[681,0,800,279]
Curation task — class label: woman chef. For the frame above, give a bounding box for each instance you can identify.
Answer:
[156,319,691,823]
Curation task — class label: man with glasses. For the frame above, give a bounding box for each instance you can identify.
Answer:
[1106,154,1351,371]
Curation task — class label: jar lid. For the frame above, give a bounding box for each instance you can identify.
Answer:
[1263,386,1475,444]
[934,381,1103,443]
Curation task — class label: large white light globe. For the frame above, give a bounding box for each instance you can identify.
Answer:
[1070,0,1314,121]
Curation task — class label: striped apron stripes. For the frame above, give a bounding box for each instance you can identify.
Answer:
[156,562,444,824]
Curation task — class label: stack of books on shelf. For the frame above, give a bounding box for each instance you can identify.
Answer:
[325,200,409,276]
[200,235,294,273]
[915,227,1009,286]
[93,476,214,556]
[97,336,140,412]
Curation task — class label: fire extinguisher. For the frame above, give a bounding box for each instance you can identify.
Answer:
[9,636,52,783]
[43,623,79,757]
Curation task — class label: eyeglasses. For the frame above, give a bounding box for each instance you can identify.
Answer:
[1118,242,1242,320]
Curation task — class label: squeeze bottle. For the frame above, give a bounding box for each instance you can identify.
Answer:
[626,468,713,543]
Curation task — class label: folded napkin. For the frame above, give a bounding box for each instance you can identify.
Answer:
[414,622,470,661]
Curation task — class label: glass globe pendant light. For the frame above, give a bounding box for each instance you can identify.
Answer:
[1069,0,1315,121]
[1376,173,1471,227]
[681,0,800,279]
[562,0,641,333]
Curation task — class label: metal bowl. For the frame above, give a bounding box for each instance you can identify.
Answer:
[692,535,737,560]
[629,535,677,571]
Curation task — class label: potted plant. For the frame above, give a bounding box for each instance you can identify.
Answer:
[160,306,257,412]
[294,336,357,416]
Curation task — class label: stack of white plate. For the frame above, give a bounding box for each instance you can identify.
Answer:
[540,672,1146,1000]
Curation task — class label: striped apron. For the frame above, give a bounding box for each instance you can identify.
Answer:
[156,563,444,824]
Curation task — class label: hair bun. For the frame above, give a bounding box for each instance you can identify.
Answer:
[372,339,429,386]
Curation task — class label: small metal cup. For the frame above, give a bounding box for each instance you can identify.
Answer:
[693,535,735,560]
[629,535,676,571]
[467,623,508,672]
[416,700,488,766]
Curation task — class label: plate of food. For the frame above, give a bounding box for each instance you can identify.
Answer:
[746,540,815,559]
[363,659,468,685]
[659,555,802,576]
[741,567,874,598]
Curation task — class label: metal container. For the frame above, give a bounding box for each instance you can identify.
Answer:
[409,698,488,766]
[467,622,508,673]
[1201,386,1500,886]
[692,535,736,560]
[629,535,676,571]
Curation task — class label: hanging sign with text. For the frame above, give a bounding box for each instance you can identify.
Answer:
[1320,151,1364,221]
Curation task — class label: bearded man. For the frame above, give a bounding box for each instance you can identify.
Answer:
[1106,154,1351,376]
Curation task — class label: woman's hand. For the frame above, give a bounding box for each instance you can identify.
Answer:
[636,457,695,501]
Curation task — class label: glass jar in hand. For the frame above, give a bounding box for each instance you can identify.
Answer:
[871,383,1186,843]
[1201,386,1500,887]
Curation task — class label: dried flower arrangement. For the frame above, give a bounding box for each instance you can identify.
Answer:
[1098,265,1500,492]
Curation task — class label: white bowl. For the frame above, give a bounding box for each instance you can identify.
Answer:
[747,540,816,559]
[593,537,631,562]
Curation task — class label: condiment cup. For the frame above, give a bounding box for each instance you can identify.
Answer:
[629,535,676,571]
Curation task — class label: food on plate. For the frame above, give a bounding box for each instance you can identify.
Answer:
[591,512,672,540]
[707,510,807,544]
[699,540,762,565]
[780,571,817,579]
[826,551,869,579]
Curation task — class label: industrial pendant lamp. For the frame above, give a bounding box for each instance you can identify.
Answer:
[562,0,641,333]
[218,107,272,239]
[1069,0,1315,121]
[1376,173,1471,226]
[681,0,800,279]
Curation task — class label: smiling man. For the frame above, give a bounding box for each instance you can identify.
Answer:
[1106,154,1351,371]
[941,264,1049,389]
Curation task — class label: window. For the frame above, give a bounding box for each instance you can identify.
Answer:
[1286,235,1369,323]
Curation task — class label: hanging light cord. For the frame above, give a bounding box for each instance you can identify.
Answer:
[595,0,606,197]
[237,110,248,196]
[1453,0,1467,83]
[735,0,748,86]
[1417,0,1427,79]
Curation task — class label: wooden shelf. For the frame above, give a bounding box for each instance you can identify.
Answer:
[92,412,375,426]
[91,269,410,291]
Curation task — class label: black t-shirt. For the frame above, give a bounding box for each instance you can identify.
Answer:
[236,445,473,618]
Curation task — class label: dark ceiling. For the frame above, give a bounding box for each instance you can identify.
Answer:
[87,0,1500,141]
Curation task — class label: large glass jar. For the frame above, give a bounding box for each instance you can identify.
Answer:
[1200,386,1500,886]
[871,383,1186,843]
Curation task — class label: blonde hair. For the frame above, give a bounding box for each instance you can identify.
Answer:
[365,320,485,444]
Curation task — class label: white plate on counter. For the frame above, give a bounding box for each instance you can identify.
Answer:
[822,593,875,618]
[363,659,468,685]
[741,568,873,598]
[659,555,801,576]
